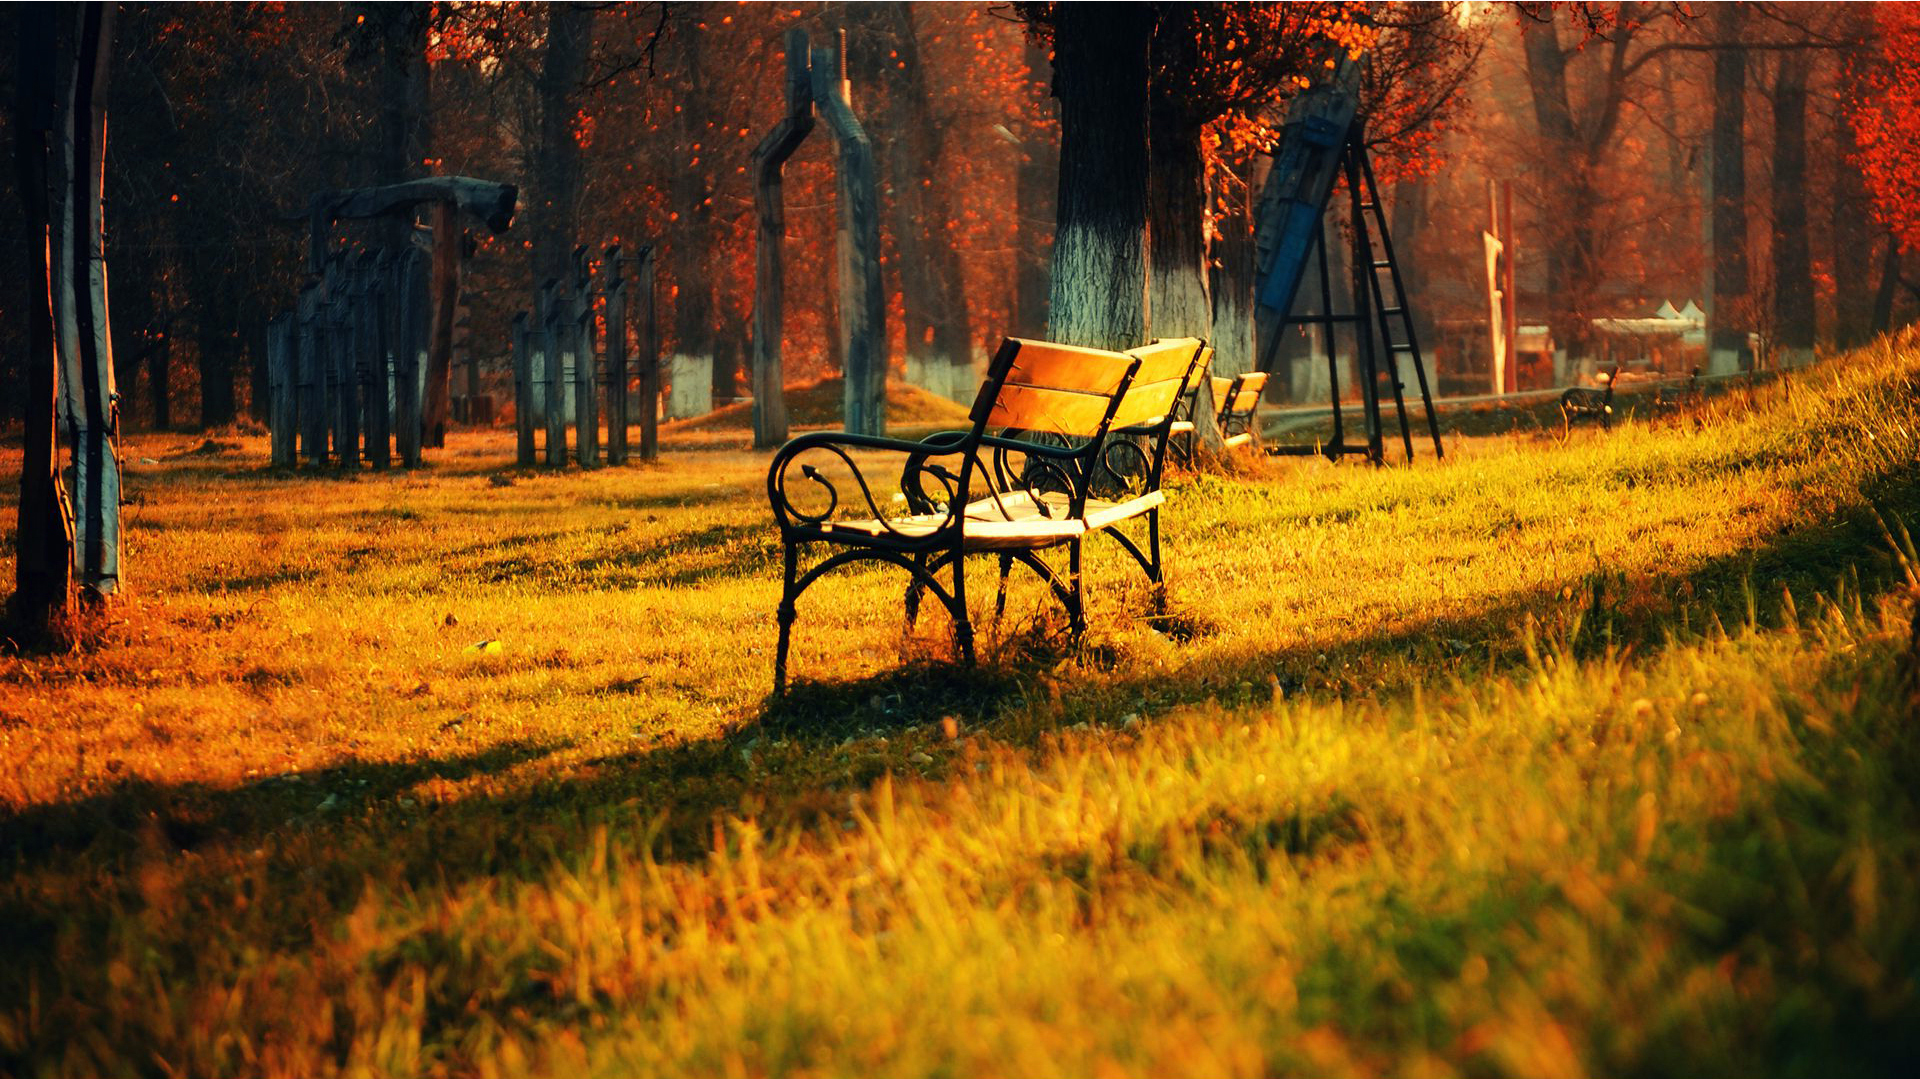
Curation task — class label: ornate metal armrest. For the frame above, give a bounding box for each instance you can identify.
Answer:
[768,430,972,536]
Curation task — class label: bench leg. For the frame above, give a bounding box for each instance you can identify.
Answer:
[951,551,975,665]
[904,552,929,631]
[1068,539,1086,636]
[774,542,799,694]
[994,554,1013,624]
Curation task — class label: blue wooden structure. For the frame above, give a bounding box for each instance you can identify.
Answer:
[1253,63,1442,464]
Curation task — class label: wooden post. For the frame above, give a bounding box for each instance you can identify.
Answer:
[394,248,426,468]
[298,282,325,466]
[367,251,394,469]
[337,293,361,469]
[541,279,566,467]
[750,29,814,449]
[813,32,887,437]
[571,246,599,467]
[637,247,660,461]
[604,245,628,465]
[424,201,459,447]
[1500,180,1518,394]
[513,311,535,466]
[268,314,294,466]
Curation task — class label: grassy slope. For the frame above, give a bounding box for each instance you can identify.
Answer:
[1,337,1918,1076]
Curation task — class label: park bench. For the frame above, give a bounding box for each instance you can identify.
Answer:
[766,336,1209,691]
[1213,371,1269,450]
[1169,369,1267,463]
[1559,364,1620,431]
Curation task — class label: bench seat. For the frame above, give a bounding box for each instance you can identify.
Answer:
[813,489,1165,550]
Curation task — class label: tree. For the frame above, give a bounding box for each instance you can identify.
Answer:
[8,6,75,639]
[1769,48,1814,366]
[1036,4,1155,351]
[1706,4,1749,372]
[1848,4,1920,265]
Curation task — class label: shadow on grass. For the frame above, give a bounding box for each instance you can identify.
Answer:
[0,738,565,866]
[2,462,1917,1038]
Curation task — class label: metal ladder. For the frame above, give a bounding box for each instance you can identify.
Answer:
[1350,140,1443,461]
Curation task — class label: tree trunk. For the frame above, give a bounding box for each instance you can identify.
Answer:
[1046,4,1154,351]
[150,329,171,429]
[1147,4,1223,455]
[8,5,75,634]
[530,4,591,297]
[1871,235,1900,337]
[64,3,121,600]
[1708,5,1749,373]
[1831,19,1877,351]
[1769,52,1814,366]
[368,2,431,249]
[195,289,237,428]
[1520,16,1573,360]
[670,10,720,403]
[871,3,974,400]
[1013,38,1056,339]
[1211,152,1264,379]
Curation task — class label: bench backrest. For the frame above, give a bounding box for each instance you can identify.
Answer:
[1115,338,1210,430]
[971,338,1140,439]
[1212,372,1268,421]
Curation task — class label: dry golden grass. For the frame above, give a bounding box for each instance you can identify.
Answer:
[2,334,1919,1077]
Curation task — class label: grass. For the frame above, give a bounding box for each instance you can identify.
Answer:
[3,332,1920,1077]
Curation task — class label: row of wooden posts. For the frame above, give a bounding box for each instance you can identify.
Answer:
[266,241,659,471]
[512,244,658,468]
[266,248,429,469]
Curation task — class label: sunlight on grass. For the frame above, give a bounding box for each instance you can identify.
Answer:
[3,333,1919,1075]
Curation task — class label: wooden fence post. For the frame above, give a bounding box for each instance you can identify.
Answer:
[571,246,599,468]
[750,29,813,449]
[541,279,566,467]
[604,245,628,465]
[513,310,534,466]
[268,313,294,467]
[366,251,393,469]
[813,31,886,437]
[394,248,426,468]
[637,247,659,461]
[298,282,325,466]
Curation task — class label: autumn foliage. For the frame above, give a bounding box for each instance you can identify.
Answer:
[1849,2,1920,254]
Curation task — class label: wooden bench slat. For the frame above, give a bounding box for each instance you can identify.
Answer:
[812,488,1166,551]
[1112,339,1205,430]
[1111,376,1192,430]
[1000,338,1137,395]
[1127,338,1205,384]
[986,383,1123,436]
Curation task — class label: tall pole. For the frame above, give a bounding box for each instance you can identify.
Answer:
[1501,180,1518,394]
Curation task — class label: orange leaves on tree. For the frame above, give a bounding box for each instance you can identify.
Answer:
[1851,3,1920,252]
